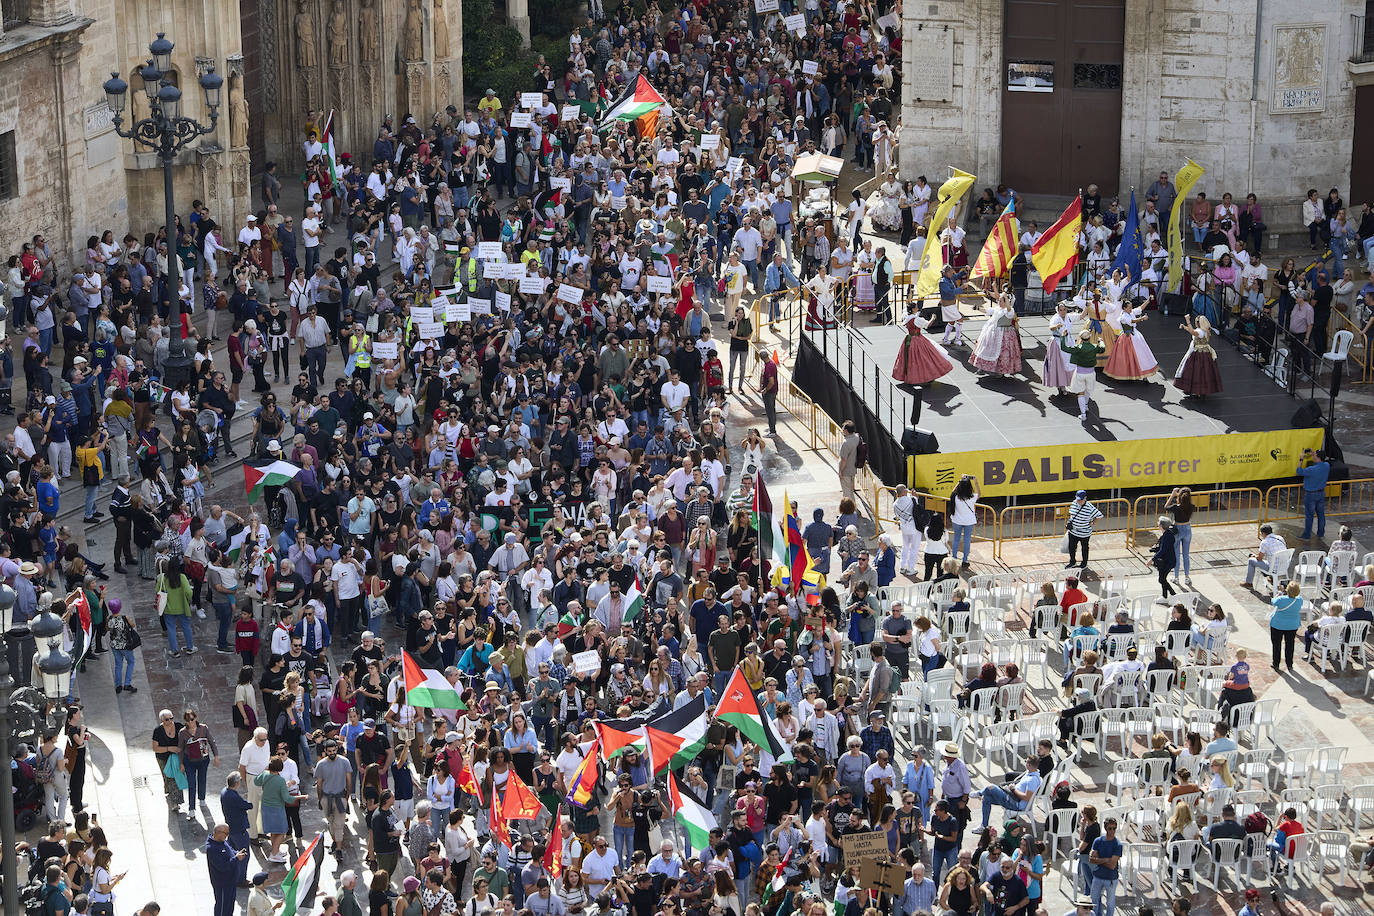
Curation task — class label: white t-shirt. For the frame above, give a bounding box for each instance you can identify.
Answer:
[660,380,690,410]
[331,561,363,600]
[302,216,321,249]
[582,848,619,892]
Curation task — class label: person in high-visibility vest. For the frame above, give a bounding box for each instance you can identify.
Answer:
[457,250,478,292]
[346,323,372,385]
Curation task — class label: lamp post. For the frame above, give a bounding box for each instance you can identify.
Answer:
[103,33,223,392]
[0,586,70,914]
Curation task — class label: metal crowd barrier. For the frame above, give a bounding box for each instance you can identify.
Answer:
[1126,487,1266,548]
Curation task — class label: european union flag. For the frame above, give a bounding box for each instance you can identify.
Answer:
[1111,189,1144,285]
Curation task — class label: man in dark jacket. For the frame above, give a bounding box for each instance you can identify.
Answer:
[206,823,249,916]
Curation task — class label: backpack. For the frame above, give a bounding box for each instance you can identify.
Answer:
[1243,810,1269,835]
[21,880,48,916]
[854,438,868,470]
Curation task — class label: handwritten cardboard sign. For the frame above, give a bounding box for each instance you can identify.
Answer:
[557,283,585,304]
[510,111,532,129]
[785,13,806,35]
[371,341,399,360]
[550,176,571,192]
[840,830,891,864]
[802,60,819,76]
[519,276,548,295]
[754,0,778,13]
[521,92,543,109]
[572,649,601,675]
[561,104,582,122]
[646,275,672,294]
[478,241,505,261]
[494,291,512,311]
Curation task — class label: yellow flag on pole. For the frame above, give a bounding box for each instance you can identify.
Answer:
[915,169,976,299]
[1166,159,1206,294]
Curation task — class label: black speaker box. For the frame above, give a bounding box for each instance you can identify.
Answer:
[1290,400,1323,428]
[902,428,939,454]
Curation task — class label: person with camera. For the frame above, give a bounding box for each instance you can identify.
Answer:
[1295,447,1330,540]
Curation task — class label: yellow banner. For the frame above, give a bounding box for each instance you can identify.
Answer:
[1166,158,1205,294]
[907,429,1324,498]
[915,169,976,298]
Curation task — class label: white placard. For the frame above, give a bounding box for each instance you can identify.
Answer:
[510,111,532,128]
[725,156,744,174]
[878,12,898,31]
[502,263,526,280]
[494,291,512,311]
[561,104,582,122]
[469,298,492,315]
[699,134,721,150]
[411,305,435,323]
[754,0,778,12]
[372,341,399,360]
[519,276,548,295]
[477,241,505,261]
[557,283,585,304]
[802,60,819,76]
[611,195,627,210]
[550,176,571,192]
[444,299,470,322]
[572,649,601,675]
[521,92,543,109]
[416,321,444,339]
[785,13,806,34]
[646,274,672,294]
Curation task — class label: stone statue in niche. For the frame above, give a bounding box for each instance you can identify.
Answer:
[295,0,318,71]
[402,0,424,62]
[230,79,249,148]
[358,0,380,62]
[433,0,450,58]
[327,0,350,69]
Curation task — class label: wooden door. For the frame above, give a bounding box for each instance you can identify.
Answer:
[1001,0,1124,196]
[1352,85,1374,209]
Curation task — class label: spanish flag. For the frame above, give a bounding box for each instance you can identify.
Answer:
[969,197,1020,283]
[1031,197,1083,294]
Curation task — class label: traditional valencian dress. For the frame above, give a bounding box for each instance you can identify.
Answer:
[1042,309,1076,390]
[892,314,954,385]
[969,298,1023,375]
[1174,319,1223,396]
[804,271,839,331]
[1082,295,1117,367]
[1103,306,1159,381]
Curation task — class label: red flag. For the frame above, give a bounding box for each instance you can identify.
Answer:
[454,749,483,806]
[501,770,545,821]
[542,805,564,878]
[489,793,512,848]
[68,589,92,660]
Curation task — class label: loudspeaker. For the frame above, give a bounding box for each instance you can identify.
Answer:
[1160,293,1188,316]
[902,427,940,454]
[1290,400,1323,428]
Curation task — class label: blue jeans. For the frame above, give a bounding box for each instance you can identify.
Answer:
[744,259,760,293]
[166,614,194,653]
[214,600,234,650]
[112,648,135,687]
[613,824,634,865]
[931,844,958,887]
[713,670,729,697]
[1330,235,1348,277]
[979,785,1026,828]
[84,485,99,518]
[1302,489,1326,538]
[950,523,973,564]
[1089,875,1117,916]
[1244,557,1271,586]
[1174,522,1192,577]
[304,245,320,276]
[1077,854,1093,895]
[182,755,210,803]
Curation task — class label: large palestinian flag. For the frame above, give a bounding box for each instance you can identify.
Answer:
[403,651,468,709]
[243,460,301,502]
[666,770,716,850]
[644,694,708,773]
[593,698,667,759]
[753,472,788,580]
[599,75,665,130]
[279,832,325,916]
[716,667,794,764]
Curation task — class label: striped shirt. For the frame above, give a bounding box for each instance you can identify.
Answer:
[1066,500,1104,537]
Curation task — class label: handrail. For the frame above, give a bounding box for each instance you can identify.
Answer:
[872,484,999,545]
[1263,478,1374,527]
[1127,487,1265,548]
[994,499,1133,560]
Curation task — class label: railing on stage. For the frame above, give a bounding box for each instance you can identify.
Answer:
[1125,488,1265,548]
[994,499,1134,561]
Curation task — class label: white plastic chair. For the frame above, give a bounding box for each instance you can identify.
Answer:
[1043,807,1079,859]
[1145,667,1178,701]
[1152,702,1187,744]
[1324,328,1355,363]
[1312,745,1348,785]
[1228,701,1258,745]
[1128,595,1157,629]
[1235,748,1273,791]
[1342,619,1370,670]
[1166,838,1203,886]
[1314,621,1347,674]
[1350,784,1374,829]
[1127,793,1166,844]
[988,636,1017,669]
[1067,600,1096,628]
[852,642,874,680]
[891,696,922,747]
[1262,548,1296,598]
[1021,637,1055,691]
[1105,670,1145,708]
[943,611,972,644]
[1031,603,1062,639]
[952,639,986,681]
[1315,830,1353,886]
[1070,709,1103,760]
[1106,757,1143,803]
[1274,747,1315,790]
[1311,783,1346,831]
[966,686,1000,733]
[1281,832,1313,889]
[1292,549,1327,593]
[1197,628,1229,666]
[1070,672,1103,697]
[1325,549,1359,590]
[1251,698,1280,745]
[1163,629,1192,662]
[1103,633,1135,662]
[998,681,1028,721]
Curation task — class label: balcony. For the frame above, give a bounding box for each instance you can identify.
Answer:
[1354,13,1374,64]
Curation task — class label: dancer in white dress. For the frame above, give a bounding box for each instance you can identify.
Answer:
[910,176,932,227]
[870,173,903,231]
[969,294,1023,375]
[1103,302,1159,381]
[1043,302,1076,393]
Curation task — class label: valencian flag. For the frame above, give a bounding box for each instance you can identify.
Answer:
[1111,189,1144,285]
[1031,197,1083,294]
[716,667,794,764]
[543,805,565,878]
[564,739,600,808]
[666,770,717,851]
[969,196,1020,282]
[1166,159,1206,293]
[599,74,666,129]
[279,832,325,916]
[644,693,709,773]
[753,471,788,581]
[489,793,513,848]
[454,749,483,805]
[403,651,468,709]
[243,460,301,502]
[502,770,545,820]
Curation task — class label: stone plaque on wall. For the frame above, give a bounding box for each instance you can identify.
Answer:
[1270,24,1325,114]
[907,25,954,103]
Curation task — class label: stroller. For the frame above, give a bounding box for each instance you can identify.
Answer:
[197,408,222,464]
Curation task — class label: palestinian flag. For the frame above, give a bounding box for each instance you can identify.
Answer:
[501,770,545,821]
[67,589,92,663]
[623,577,645,624]
[762,848,793,906]
[753,471,788,581]
[644,693,708,773]
[279,832,325,916]
[666,770,716,851]
[557,608,582,638]
[454,749,484,805]
[716,667,794,764]
[599,74,665,130]
[319,110,340,185]
[593,698,666,758]
[534,188,563,218]
[403,651,468,709]
[564,739,600,808]
[243,460,301,503]
[543,804,564,878]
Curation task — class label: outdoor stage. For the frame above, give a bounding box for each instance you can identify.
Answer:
[792,310,1326,499]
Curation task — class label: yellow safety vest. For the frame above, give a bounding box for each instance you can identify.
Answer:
[352,333,371,368]
[459,257,478,291]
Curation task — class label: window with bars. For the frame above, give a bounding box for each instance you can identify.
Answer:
[0,132,16,201]
[1072,63,1122,90]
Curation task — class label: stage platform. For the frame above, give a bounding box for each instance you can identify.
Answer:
[821,311,1302,449]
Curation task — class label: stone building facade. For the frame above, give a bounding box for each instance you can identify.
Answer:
[0,0,248,276]
[899,0,1369,230]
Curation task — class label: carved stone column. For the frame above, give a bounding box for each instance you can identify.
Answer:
[404,62,430,123]
[507,0,530,49]
[225,55,252,226]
